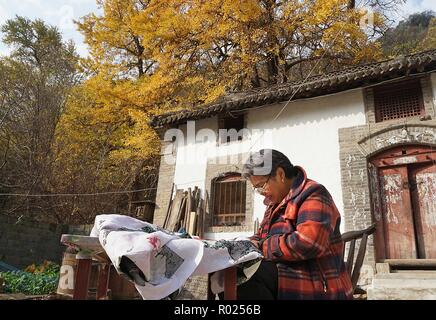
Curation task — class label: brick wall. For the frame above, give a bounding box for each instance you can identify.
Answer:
[153,128,177,227]
[421,76,436,118]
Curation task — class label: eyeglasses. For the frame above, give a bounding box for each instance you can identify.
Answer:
[252,175,271,194]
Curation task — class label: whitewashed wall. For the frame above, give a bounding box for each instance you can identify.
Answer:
[431,72,436,108]
[172,89,366,238]
[173,116,218,192]
[247,89,367,232]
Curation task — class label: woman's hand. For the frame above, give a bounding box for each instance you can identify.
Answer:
[250,239,260,249]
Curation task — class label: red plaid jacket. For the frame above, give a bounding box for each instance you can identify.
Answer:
[251,166,353,299]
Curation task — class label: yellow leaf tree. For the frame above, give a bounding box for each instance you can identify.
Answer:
[78,0,388,106]
[53,0,395,222]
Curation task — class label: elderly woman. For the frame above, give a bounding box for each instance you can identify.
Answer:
[236,149,353,300]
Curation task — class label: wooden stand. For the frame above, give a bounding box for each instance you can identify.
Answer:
[61,234,111,300]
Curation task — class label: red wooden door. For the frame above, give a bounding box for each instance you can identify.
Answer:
[370,145,436,261]
[409,162,436,258]
[379,166,417,259]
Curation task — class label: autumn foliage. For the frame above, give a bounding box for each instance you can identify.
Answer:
[2,1,416,223]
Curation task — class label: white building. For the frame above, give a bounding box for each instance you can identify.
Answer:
[151,49,436,298]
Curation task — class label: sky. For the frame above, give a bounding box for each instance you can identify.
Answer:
[0,0,101,57]
[393,0,436,23]
[0,0,436,58]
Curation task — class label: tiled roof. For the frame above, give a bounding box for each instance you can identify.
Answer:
[150,49,436,128]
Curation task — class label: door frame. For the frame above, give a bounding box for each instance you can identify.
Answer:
[368,144,436,261]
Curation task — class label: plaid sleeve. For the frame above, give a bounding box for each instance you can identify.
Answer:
[250,235,261,242]
[249,206,273,242]
[262,184,338,261]
[250,224,261,241]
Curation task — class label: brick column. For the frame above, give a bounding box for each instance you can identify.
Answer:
[153,128,177,227]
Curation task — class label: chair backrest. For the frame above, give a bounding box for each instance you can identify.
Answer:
[207,224,377,299]
[331,223,376,292]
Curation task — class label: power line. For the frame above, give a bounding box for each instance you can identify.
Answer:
[0,178,207,197]
[0,188,155,197]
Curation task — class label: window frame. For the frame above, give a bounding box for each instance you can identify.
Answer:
[373,79,425,123]
[210,173,247,227]
[217,113,246,144]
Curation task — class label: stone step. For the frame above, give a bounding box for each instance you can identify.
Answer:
[372,278,436,288]
[393,269,436,274]
[374,272,436,280]
[367,287,436,300]
[368,273,436,299]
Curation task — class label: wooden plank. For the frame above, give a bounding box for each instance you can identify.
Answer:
[166,190,184,232]
[193,188,201,236]
[163,200,173,229]
[184,188,192,230]
[193,213,199,236]
[60,235,104,255]
[367,163,387,261]
[379,166,416,259]
[199,190,210,239]
[175,195,187,232]
[382,259,436,268]
[196,199,204,238]
[193,186,199,210]
[188,212,197,235]
[184,208,190,231]
[163,183,175,229]
[409,161,436,258]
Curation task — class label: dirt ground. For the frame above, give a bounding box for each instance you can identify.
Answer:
[0,293,70,300]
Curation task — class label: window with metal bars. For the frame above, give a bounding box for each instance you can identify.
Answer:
[374,79,425,123]
[211,173,246,226]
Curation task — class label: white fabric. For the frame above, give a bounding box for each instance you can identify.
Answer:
[90,214,263,300]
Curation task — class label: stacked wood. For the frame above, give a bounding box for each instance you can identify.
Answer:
[163,185,209,238]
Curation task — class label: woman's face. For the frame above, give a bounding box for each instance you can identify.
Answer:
[249,168,290,205]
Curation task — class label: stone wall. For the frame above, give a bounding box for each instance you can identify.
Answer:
[176,275,208,300]
[0,214,68,269]
[0,214,95,269]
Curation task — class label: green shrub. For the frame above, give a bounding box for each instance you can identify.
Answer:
[0,261,60,295]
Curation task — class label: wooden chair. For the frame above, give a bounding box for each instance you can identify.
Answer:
[333,223,376,294]
[207,224,376,299]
